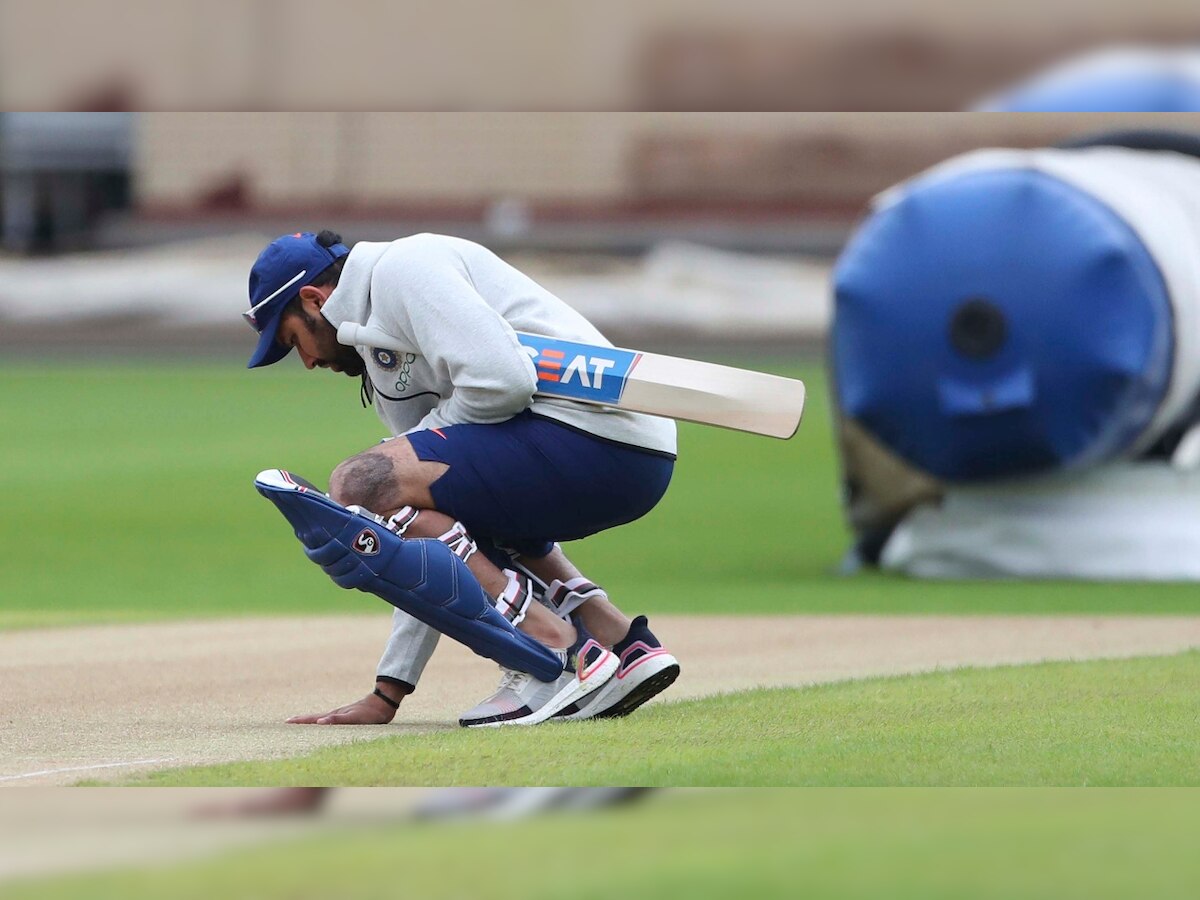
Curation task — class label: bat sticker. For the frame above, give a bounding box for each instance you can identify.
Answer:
[519,335,641,406]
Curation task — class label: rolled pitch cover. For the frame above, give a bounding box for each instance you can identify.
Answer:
[832,145,1200,482]
[976,48,1200,113]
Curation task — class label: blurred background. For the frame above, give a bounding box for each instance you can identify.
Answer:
[4,32,1200,900]
[5,10,1200,896]
[3,787,1200,898]
[0,1,1198,111]
[4,110,1199,352]
[7,110,1200,580]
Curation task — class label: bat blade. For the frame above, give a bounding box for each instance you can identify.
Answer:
[621,353,806,439]
[337,322,806,439]
[516,334,804,438]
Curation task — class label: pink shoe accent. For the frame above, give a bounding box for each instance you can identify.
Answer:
[579,640,614,681]
[617,643,672,678]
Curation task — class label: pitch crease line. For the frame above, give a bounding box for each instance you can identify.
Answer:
[0,758,176,783]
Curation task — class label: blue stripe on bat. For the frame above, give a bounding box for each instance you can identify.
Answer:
[517,333,640,405]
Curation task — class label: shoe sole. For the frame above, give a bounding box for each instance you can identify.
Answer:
[464,650,618,728]
[556,652,680,721]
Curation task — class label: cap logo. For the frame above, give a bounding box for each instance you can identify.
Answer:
[353,527,381,556]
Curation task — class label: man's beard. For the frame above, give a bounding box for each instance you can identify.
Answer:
[301,309,365,376]
[331,341,365,376]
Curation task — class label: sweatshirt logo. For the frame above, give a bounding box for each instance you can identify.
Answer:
[371,348,398,370]
[370,348,418,393]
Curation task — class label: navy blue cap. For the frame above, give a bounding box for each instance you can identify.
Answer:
[245,232,350,368]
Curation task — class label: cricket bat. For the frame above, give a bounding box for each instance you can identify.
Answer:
[338,322,805,439]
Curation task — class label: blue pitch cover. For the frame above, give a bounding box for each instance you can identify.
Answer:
[832,166,1172,482]
[985,68,1200,113]
[254,470,564,682]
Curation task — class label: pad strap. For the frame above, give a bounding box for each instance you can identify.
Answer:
[436,521,478,563]
[384,506,421,536]
[544,577,606,619]
[495,569,534,627]
[382,508,477,566]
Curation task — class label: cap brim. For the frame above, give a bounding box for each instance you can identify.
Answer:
[246,311,293,368]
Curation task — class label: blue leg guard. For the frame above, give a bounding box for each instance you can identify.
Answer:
[253,469,564,682]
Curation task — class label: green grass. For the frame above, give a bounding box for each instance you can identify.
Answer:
[9,789,1200,899]
[4,359,1200,628]
[108,651,1200,787]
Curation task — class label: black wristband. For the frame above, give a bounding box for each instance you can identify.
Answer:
[372,687,401,710]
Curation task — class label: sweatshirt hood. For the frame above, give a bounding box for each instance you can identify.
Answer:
[320,241,395,334]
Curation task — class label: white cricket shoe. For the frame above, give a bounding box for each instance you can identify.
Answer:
[553,616,680,721]
[459,637,617,728]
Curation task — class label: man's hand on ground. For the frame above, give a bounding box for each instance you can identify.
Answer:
[287,683,406,725]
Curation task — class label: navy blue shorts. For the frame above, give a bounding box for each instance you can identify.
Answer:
[405,411,674,561]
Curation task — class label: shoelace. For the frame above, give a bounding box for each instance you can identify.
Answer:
[497,668,532,692]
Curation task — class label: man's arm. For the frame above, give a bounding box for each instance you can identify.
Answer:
[376,607,441,694]
[287,608,440,725]
[369,237,538,428]
[339,324,806,440]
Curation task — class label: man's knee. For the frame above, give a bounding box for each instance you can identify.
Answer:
[329,439,443,511]
[329,450,399,510]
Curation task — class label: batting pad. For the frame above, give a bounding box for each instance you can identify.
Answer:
[253,469,564,682]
